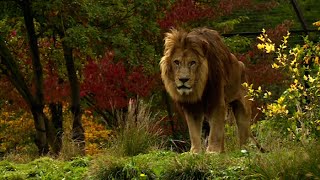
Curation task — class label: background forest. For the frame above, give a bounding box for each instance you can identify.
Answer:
[0,0,319,179]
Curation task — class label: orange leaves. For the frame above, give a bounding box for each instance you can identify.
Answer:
[0,111,34,153]
[82,111,112,155]
[0,108,112,155]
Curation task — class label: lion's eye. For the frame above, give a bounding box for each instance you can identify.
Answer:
[173,60,180,66]
[190,61,196,67]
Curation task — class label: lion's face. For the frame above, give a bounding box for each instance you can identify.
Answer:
[160,30,209,103]
[171,49,203,96]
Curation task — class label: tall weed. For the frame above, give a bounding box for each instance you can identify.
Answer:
[107,99,163,157]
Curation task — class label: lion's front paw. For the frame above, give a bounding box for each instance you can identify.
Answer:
[206,146,224,154]
[190,147,201,154]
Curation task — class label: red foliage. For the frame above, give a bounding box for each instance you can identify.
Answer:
[157,0,214,30]
[253,1,279,11]
[157,0,256,30]
[43,70,70,103]
[81,53,155,110]
[0,77,28,110]
[217,0,252,14]
[265,20,293,45]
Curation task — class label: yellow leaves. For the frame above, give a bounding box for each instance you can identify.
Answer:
[257,43,265,50]
[256,42,275,53]
[313,20,320,30]
[304,75,316,83]
[291,67,299,75]
[271,63,279,69]
[313,21,320,27]
[257,86,262,93]
[304,56,310,64]
[277,96,285,104]
[290,58,297,66]
[263,91,272,99]
[265,43,275,53]
[242,83,262,101]
[257,29,275,53]
[308,76,315,83]
[264,103,288,117]
[282,31,290,44]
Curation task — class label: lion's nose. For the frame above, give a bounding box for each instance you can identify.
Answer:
[179,78,189,83]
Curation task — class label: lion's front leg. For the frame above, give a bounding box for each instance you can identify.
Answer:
[206,105,226,153]
[185,112,204,154]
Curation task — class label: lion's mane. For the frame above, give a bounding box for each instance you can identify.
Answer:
[160,27,233,111]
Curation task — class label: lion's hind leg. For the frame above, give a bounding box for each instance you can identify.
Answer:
[231,99,251,148]
[231,99,266,152]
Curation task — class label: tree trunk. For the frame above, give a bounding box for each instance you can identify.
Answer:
[49,102,63,154]
[0,37,49,155]
[62,41,85,154]
[20,0,61,155]
[0,0,62,155]
[31,109,50,155]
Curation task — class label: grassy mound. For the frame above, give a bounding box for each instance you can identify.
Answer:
[1,142,319,179]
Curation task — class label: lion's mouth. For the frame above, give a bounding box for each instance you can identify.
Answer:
[177,85,191,90]
[177,85,192,95]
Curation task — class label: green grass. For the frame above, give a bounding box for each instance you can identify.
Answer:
[0,156,90,180]
[2,142,318,179]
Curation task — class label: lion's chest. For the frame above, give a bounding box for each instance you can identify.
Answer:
[177,97,213,117]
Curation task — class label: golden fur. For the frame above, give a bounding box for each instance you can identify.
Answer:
[160,27,260,153]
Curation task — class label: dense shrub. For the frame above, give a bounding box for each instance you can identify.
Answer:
[251,22,320,141]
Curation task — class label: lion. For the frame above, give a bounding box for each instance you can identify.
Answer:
[160,27,263,153]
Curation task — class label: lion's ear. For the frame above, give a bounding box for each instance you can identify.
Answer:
[186,32,210,56]
[188,35,209,57]
[199,39,209,56]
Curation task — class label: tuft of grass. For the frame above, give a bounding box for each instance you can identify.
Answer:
[1,144,39,164]
[162,152,249,180]
[107,99,163,157]
[248,142,320,179]
[87,151,176,180]
[58,134,84,160]
[58,111,85,160]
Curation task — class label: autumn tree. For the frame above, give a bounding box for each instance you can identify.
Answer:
[0,0,168,154]
[0,0,87,154]
[0,1,55,155]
